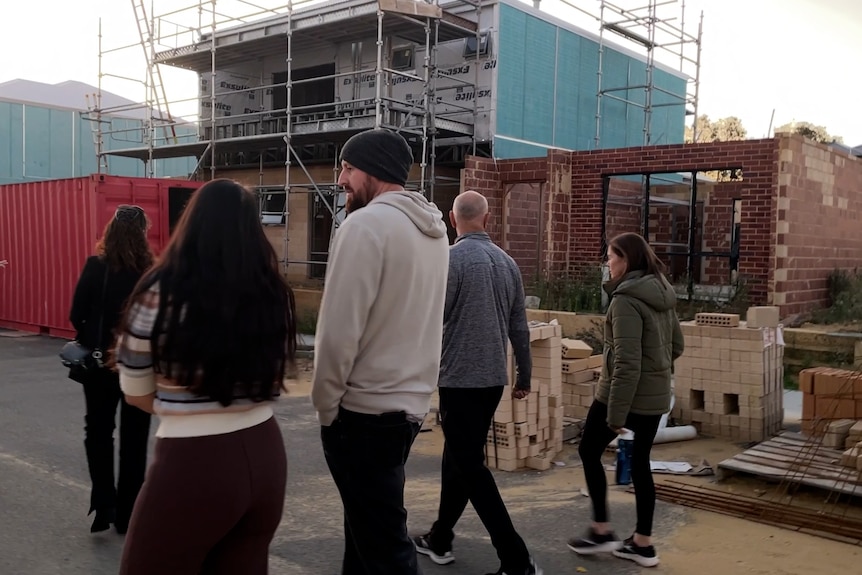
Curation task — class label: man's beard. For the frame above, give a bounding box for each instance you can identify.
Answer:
[345,192,368,214]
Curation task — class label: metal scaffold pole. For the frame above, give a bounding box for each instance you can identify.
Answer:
[374,8,384,129]
[92,18,109,174]
[419,14,431,198]
[595,0,606,149]
[147,2,155,177]
[209,0,217,181]
[471,0,480,158]
[583,0,702,149]
[429,13,439,202]
[692,10,703,143]
[282,0,294,276]
[643,0,656,146]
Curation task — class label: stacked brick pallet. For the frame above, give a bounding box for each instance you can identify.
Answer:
[672,311,784,442]
[799,367,862,435]
[485,324,564,472]
[560,340,603,419]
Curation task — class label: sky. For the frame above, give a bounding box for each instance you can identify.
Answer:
[1,0,860,144]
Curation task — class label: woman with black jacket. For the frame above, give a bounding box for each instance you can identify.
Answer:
[69,205,154,534]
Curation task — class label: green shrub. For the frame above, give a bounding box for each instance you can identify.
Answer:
[670,276,751,321]
[528,268,604,313]
[819,268,862,324]
[296,309,318,335]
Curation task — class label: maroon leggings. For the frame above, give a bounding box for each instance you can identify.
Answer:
[120,416,287,575]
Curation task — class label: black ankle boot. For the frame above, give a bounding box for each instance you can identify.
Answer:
[90,508,115,533]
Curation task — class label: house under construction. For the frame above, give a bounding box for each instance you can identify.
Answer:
[95,0,700,285]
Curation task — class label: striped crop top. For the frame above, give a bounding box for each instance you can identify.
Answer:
[115,283,277,438]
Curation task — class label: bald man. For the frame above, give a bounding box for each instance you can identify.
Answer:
[413,191,542,575]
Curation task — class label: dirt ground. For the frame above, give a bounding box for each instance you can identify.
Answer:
[286,359,861,574]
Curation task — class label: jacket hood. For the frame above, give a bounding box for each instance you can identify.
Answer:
[371,191,448,239]
[606,271,677,312]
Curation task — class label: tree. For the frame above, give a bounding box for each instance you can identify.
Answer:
[775,121,843,144]
[685,115,747,144]
[684,115,747,182]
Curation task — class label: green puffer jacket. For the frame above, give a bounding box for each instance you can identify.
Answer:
[595,270,684,428]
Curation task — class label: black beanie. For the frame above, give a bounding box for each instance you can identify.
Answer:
[340,128,414,186]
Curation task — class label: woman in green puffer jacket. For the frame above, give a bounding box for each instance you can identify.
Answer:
[567,232,684,568]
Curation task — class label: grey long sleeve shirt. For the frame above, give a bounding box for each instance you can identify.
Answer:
[438,231,532,390]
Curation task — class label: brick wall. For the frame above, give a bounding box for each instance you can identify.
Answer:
[560,139,780,304]
[463,157,503,240]
[701,182,742,285]
[463,156,552,275]
[503,182,544,280]
[545,150,572,276]
[605,177,643,240]
[649,201,688,280]
[773,135,862,315]
[466,139,780,305]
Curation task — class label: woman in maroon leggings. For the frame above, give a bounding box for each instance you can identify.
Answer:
[114,179,297,575]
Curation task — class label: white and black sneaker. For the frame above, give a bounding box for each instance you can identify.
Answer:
[484,556,543,575]
[567,529,624,555]
[413,533,455,565]
[613,537,659,567]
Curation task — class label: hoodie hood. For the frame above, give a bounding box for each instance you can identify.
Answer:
[606,270,677,312]
[371,191,448,239]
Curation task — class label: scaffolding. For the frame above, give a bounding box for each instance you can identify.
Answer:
[92,0,482,279]
[553,0,702,148]
[543,0,705,297]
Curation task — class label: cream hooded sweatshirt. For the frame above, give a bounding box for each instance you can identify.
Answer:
[311,190,449,426]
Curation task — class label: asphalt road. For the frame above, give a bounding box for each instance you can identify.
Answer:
[0,333,684,574]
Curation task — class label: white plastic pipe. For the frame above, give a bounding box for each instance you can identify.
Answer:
[608,377,698,446]
[658,392,676,431]
[652,424,698,444]
[609,424,697,448]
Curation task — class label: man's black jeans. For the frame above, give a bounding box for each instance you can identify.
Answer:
[322,407,422,575]
[427,386,531,573]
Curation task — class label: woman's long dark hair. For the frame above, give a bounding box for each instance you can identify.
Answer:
[609,232,666,277]
[96,206,153,273]
[125,179,297,405]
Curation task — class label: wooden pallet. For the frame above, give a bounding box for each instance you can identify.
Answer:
[717,431,862,497]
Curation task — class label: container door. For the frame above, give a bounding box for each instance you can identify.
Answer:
[168,186,195,235]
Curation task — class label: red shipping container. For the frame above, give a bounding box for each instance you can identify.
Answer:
[0,174,203,338]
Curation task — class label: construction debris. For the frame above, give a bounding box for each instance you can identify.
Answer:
[717,431,862,497]
[745,306,780,329]
[823,419,856,449]
[562,417,585,441]
[848,420,862,449]
[561,338,593,359]
[655,480,862,546]
[694,312,740,328]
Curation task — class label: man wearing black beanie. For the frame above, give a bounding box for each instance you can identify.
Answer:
[338,128,414,211]
[312,128,450,575]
